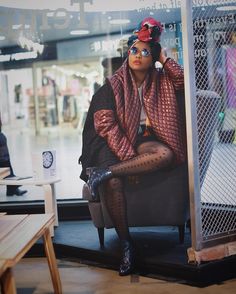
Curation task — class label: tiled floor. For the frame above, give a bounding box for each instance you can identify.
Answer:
[13,257,236,294]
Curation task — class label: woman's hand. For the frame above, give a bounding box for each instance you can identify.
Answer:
[158,48,167,65]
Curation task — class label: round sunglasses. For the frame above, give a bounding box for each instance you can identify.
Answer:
[128,46,151,57]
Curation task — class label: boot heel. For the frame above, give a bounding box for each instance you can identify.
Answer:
[119,240,135,276]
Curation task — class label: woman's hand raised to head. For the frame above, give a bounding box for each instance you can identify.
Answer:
[158,48,168,65]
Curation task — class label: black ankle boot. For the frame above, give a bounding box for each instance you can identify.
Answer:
[87,167,112,201]
[119,240,135,276]
[7,187,27,196]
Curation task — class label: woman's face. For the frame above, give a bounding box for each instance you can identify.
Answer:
[128,41,153,73]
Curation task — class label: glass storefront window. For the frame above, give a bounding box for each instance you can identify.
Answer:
[31,59,103,132]
[0,1,180,201]
[1,1,234,201]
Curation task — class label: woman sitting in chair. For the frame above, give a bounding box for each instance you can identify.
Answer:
[79,17,186,276]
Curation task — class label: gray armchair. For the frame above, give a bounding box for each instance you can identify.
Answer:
[82,90,221,247]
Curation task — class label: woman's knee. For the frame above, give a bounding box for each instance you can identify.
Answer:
[137,141,174,162]
[138,141,171,154]
[159,146,174,161]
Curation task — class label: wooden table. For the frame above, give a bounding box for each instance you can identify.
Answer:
[0,213,62,294]
[0,177,61,236]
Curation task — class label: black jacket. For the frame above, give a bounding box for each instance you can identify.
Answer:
[79,81,116,182]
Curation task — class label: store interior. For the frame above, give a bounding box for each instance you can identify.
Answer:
[1,58,103,132]
[0,2,235,202]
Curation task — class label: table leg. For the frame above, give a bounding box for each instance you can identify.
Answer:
[50,183,59,227]
[43,228,62,294]
[42,184,58,236]
[1,268,16,294]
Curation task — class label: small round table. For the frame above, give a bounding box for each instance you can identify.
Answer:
[0,177,61,236]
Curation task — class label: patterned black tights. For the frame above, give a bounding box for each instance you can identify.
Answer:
[110,142,173,176]
[104,141,174,241]
[105,177,129,241]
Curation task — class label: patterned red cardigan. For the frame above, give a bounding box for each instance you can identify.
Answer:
[80,58,186,182]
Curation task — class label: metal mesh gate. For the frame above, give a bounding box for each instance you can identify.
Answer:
[182,1,236,252]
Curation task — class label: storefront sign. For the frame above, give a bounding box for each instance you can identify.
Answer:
[57,34,124,60]
[0,44,57,69]
[0,51,38,62]
[0,1,93,41]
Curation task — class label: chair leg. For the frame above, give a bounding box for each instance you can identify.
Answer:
[186,218,191,233]
[178,224,185,244]
[97,228,104,247]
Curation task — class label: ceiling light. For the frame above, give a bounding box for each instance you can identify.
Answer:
[0,36,6,41]
[12,24,30,30]
[70,30,90,35]
[12,24,30,29]
[47,11,54,17]
[109,19,130,25]
[47,10,67,17]
[12,24,22,29]
[216,6,236,11]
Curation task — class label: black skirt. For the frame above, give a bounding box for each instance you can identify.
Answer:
[94,143,120,168]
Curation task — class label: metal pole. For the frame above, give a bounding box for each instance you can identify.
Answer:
[181,0,202,251]
[32,63,40,135]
